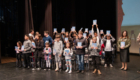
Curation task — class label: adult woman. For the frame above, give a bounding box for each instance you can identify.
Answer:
[117,30,131,71]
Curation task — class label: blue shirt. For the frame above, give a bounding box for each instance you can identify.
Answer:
[43,35,53,46]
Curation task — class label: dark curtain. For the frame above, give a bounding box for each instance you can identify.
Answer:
[25,0,34,34]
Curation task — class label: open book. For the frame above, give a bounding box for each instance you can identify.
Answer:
[65,38,68,42]
[32,42,36,47]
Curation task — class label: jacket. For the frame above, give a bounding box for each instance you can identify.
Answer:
[23,40,32,54]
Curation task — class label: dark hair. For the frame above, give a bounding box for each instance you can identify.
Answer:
[44,31,49,34]
[65,42,71,48]
[25,34,29,38]
[29,36,34,42]
[55,33,61,38]
[30,29,34,33]
[121,30,129,38]
[35,34,42,40]
[17,41,22,48]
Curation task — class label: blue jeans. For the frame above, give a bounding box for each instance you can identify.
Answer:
[77,55,84,70]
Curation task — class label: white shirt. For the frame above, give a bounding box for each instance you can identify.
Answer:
[29,33,35,39]
[105,40,112,51]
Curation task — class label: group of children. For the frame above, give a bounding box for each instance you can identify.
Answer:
[15,24,116,74]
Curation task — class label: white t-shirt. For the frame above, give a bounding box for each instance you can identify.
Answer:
[29,33,35,39]
[105,40,112,51]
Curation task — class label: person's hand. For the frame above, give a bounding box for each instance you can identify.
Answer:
[79,46,83,49]
[110,34,112,36]
[24,49,26,51]
[76,46,79,49]
[92,25,94,28]
[59,55,61,57]
[53,53,55,55]
[121,47,124,49]
[95,47,98,49]
[96,24,98,28]
[91,47,94,49]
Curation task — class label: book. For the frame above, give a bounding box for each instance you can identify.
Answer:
[61,28,65,32]
[21,45,24,51]
[80,28,83,31]
[53,49,56,54]
[89,30,92,34]
[32,42,36,47]
[65,49,70,56]
[85,28,88,32]
[65,38,68,42]
[106,30,110,35]
[121,42,125,47]
[77,42,82,47]
[15,46,18,53]
[83,33,87,38]
[92,43,97,49]
[100,30,104,34]
[93,20,97,25]
[54,28,57,32]
[72,26,76,31]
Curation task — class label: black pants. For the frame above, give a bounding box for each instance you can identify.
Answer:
[91,56,100,70]
[105,51,112,64]
[35,53,42,68]
[23,53,31,67]
[16,53,22,66]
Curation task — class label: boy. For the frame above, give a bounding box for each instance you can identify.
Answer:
[43,31,53,46]
[23,34,32,68]
[103,34,115,67]
[29,29,35,39]
[53,34,63,72]
[75,31,87,73]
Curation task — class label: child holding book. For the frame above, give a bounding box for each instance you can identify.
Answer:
[75,31,87,73]
[15,41,23,68]
[103,34,115,68]
[89,37,101,74]
[23,34,32,68]
[63,42,73,73]
[44,43,52,70]
[53,34,63,72]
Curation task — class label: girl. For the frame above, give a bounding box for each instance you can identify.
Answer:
[89,37,101,74]
[117,31,131,71]
[15,41,22,68]
[63,42,73,73]
[34,34,44,70]
[53,34,63,72]
[44,43,52,70]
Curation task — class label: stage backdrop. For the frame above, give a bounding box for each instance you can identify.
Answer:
[117,0,140,54]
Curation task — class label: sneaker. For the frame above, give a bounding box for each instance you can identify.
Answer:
[81,70,84,74]
[27,66,30,69]
[104,64,107,67]
[32,68,36,71]
[110,64,113,68]
[77,70,81,73]
[37,68,41,70]
[65,69,69,72]
[68,70,72,74]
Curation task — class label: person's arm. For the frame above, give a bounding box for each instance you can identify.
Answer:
[91,25,94,37]
[102,35,107,42]
[88,42,92,51]
[49,36,53,45]
[26,41,32,51]
[137,33,140,42]
[96,25,100,38]
[82,39,87,48]
[59,41,63,55]
[124,38,131,49]
[111,35,115,42]
[70,48,73,56]
[63,49,65,56]
[36,40,44,49]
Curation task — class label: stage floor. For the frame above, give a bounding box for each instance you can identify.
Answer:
[0,54,140,80]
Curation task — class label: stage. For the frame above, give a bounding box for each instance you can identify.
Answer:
[0,55,140,80]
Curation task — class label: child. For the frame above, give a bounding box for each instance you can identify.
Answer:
[89,37,101,74]
[23,34,32,68]
[103,34,115,68]
[15,41,22,68]
[44,43,52,70]
[75,31,87,74]
[43,31,53,47]
[53,34,63,72]
[63,42,73,73]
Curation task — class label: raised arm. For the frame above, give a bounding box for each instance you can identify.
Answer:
[96,25,100,38]
[91,25,95,37]
[110,35,115,42]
